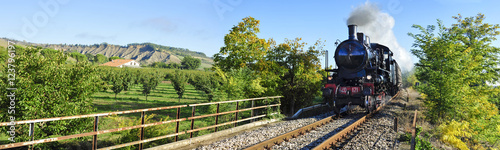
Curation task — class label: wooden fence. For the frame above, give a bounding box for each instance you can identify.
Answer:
[0,96,281,150]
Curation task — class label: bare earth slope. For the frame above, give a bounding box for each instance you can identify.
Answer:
[0,38,213,66]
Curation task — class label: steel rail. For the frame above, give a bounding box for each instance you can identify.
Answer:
[244,107,347,150]
[244,92,399,150]
[244,113,338,150]
[313,92,400,150]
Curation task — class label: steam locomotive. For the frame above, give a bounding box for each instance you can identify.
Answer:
[322,25,402,115]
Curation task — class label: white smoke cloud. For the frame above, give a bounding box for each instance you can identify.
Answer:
[347,2,413,71]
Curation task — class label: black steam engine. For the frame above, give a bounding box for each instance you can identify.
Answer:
[323,25,402,115]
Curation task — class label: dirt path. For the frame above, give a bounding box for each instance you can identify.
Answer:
[396,88,454,150]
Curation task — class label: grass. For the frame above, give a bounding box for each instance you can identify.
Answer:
[1,78,279,149]
[93,81,207,111]
[90,80,272,149]
[396,88,453,150]
[92,81,209,144]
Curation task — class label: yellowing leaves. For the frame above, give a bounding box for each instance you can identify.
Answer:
[438,120,472,150]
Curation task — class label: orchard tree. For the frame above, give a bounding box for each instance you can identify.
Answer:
[181,55,201,70]
[111,72,124,100]
[140,72,161,101]
[171,70,187,102]
[0,46,101,148]
[409,13,500,148]
[188,74,218,101]
[214,16,270,71]
[121,68,135,91]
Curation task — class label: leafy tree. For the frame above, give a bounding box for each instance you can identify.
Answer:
[213,16,270,72]
[271,38,324,114]
[85,53,94,62]
[94,54,108,64]
[40,49,60,59]
[214,67,266,101]
[150,62,168,68]
[167,62,181,69]
[181,55,201,70]
[409,13,500,148]
[0,46,6,69]
[188,74,219,101]
[402,69,418,88]
[109,56,121,61]
[171,70,187,102]
[140,72,161,101]
[213,17,325,115]
[110,71,124,100]
[121,68,135,91]
[0,46,101,148]
[69,51,87,62]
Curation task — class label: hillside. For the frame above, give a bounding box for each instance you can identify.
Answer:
[0,38,214,66]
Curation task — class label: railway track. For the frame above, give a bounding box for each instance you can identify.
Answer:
[244,92,400,150]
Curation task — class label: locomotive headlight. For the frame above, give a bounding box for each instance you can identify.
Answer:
[366,75,372,80]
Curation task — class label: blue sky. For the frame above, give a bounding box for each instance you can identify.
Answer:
[1,0,500,70]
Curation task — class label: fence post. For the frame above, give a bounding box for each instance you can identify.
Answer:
[266,97,270,117]
[251,100,255,122]
[215,103,220,132]
[139,111,146,150]
[277,97,281,115]
[234,101,239,127]
[92,116,99,150]
[411,110,417,150]
[406,89,409,102]
[394,117,398,132]
[175,107,180,142]
[190,106,196,138]
[29,123,35,150]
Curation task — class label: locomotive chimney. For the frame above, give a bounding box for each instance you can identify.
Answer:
[348,25,357,40]
[357,33,364,44]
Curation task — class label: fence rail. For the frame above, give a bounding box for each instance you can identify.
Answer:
[0,96,281,150]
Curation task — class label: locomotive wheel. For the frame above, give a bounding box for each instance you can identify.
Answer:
[346,103,353,115]
[332,105,341,116]
[365,96,375,114]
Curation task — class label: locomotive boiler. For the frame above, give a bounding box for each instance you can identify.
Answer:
[323,25,402,115]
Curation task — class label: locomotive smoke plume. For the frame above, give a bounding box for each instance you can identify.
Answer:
[347,2,413,71]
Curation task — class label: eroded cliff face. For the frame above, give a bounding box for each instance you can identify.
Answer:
[0,38,213,66]
[0,38,214,67]
[43,44,181,64]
